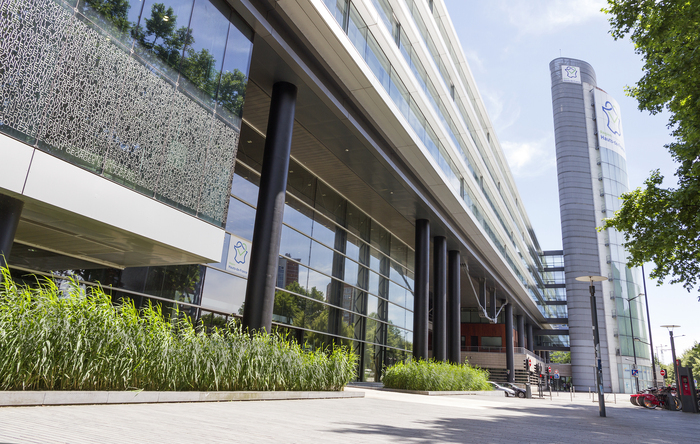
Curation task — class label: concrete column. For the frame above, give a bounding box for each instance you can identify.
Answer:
[447,250,461,364]
[432,236,447,362]
[527,323,534,352]
[413,219,430,360]
[242,81,297,333]
[0,194,23,268]
[505,303,515,382]
[517,315,525,350]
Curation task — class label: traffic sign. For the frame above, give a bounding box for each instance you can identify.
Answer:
[554,369,559,375]
[554,373,560,379]
[660,369,666,377]
[631,369,639,377]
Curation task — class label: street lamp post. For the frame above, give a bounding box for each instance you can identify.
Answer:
[576,275,608,418]
[626,295,642,393]
[661,325,681,388]
[640,265,658,388]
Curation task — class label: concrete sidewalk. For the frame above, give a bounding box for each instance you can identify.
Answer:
[0,387,696,443]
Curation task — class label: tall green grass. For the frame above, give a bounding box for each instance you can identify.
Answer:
[382,359,492,391]
[0,269,356,391]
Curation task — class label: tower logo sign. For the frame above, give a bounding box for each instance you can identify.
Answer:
[594,88,626,158]
[227,234,252,277]
[561,65,581,84]
[601,101,622,136]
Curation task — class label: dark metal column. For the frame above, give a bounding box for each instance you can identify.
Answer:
[505,303,515,382]
[527,323,534,352]
[447,250,461,364]
[517,315,525,350]
[489,287,497,319]
[413,219,430,360]
[0,194,23,268]
[432,236,447,362]
[478,278,486,310]
[242,81,297,333]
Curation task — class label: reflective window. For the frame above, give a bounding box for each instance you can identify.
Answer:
[279,226,312,267]
[225,197,255,240]
[231,164,260,205]
[200,268,246,315]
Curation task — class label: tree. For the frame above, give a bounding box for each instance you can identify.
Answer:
[681,342,700,382]
[602,1,700,298]
[549,351,571,364]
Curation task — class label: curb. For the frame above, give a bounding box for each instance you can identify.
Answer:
[365,387,505,397]
[0,390,364,407]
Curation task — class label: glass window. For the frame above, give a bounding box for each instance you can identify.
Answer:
[286,163,316,206]
[322,0,348,27]
[309,241,335,276]
[225,197,255,240]
[279,226,312,266]
[347,4,367,57]
[387,303,406,329]
[283,199,314,236]
[231,164,260,205]
[272,290,306,327]
[344,257,360,287]
[306,267,332,300]
[178,0,230,107]
[200,268,246,315]
[77,0,146,47]
[311,213,337,247]
[133,0,195,81]
[215,10,253,125]
[388,280,406,307]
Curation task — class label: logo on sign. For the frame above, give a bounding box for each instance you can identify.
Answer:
[226,234,252,278]
[601,100,622,136]
[561,65,581,84]
[233,241,248,264]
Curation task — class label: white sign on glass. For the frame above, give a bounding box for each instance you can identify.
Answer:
[594,88,627,159]
[561,65,581,84]
[226,233,252,278]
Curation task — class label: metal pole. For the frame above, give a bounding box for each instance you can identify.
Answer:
[641,264,658,388]
[447,250,461,364]
[670,330,679,387]
[628,297,639,392]
[590,283,606,417]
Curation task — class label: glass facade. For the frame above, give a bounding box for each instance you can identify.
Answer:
[598,147,651,392]
[0,0,253,225]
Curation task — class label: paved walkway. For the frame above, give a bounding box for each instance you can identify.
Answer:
[0,388,696,443]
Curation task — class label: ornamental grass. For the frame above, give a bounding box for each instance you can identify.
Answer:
[0,268,356,391]
[382,359,492,391]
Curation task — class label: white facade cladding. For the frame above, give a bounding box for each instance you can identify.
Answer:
[550,57,651,393]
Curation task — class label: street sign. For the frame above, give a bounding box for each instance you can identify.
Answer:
[554,369,559,375]
[660,369,666,377]
[554,374,560,380]
[631,369,639,377]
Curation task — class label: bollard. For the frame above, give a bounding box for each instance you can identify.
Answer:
[550,388,552,400]
[614,393,616,404]
[570,387,573,402]
[525,383,532,399]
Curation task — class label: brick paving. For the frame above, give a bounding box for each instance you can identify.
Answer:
[0,388,696,443]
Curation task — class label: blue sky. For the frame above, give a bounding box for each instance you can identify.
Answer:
[443,0,698,362]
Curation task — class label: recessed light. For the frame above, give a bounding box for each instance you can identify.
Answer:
[345,149,349,152]
[247,140,252,144]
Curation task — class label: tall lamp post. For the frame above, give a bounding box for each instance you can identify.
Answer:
[626,294,642,393]
[661,325,680,387]
[640,265,658,388]
[576,275,608,418]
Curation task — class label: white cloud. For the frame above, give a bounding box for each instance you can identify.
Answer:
[500,138,555,178]
[495,0,607,36]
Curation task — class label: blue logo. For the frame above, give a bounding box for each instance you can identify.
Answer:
[233,241,248,264]
[564,66,579,79]
[601,101,621,136]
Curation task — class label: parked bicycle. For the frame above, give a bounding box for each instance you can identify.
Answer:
[636,386,682,411]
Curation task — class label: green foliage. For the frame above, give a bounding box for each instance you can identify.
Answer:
[602,1,700,297]
[681,342,700,382]
[382,360,492,392]
[0,269,356,391]
[549,351,571,364]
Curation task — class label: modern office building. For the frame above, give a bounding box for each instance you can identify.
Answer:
[1,0,565,382]
[550,57,652,393]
